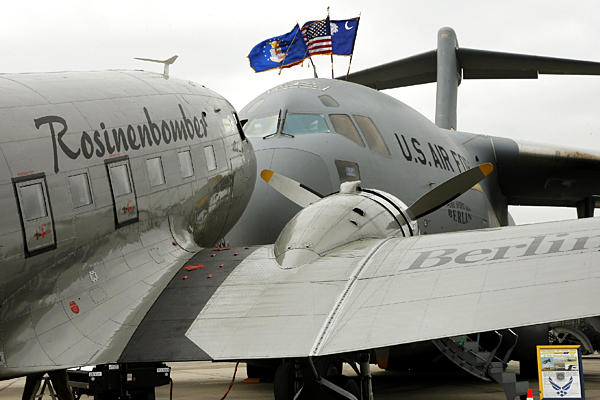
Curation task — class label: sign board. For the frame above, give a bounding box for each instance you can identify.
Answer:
[537,345,585,399]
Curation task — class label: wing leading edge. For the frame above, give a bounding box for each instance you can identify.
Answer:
[341,48,600,90]
[185,216,600,359]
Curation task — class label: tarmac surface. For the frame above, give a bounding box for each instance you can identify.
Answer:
[3,357,600,400]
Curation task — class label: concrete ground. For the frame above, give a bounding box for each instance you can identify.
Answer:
[3,357,600,400]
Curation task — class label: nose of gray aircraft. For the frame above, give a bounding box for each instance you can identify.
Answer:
[225,146,333,246]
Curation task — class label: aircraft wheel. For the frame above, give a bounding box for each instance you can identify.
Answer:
[550,326,594,354]
[315,357,343,377]
[326,375,361,400]
[247,363,277,381]
[274,361,301,400]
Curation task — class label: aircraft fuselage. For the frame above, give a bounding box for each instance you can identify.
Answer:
[0,70,256,379]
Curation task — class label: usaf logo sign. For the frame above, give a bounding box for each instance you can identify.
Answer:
[537,345,585,399]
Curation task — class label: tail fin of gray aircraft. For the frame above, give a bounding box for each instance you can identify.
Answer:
[341,27,600,131]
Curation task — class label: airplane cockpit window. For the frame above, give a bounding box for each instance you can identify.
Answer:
[68,173,93,208]
[283,114,330,135]
[109,164,133,197]
[146,157,166,187]
[178,150,194,178]
[353,115,391,156]
[244,113,279,138]
[20,183,48,221]
[329,114,365,147]
[319,95,339,107]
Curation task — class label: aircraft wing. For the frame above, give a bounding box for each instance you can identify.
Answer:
[489,137,600,208]
[455,132,600,209]
[122,216,600,361]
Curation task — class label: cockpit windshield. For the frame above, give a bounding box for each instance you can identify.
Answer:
[283,114,330,135]
[244,113,279,138]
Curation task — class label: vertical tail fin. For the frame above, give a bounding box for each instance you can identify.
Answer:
[435,27,460,131]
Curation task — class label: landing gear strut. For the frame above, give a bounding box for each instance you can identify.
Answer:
[273,352,374,400]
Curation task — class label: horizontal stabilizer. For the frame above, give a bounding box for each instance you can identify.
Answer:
[339,50,437,90]
[341,48,600,90]
[459,48,600,79]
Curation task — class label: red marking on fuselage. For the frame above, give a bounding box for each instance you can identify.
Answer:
[70,301,80,314]
[35,225,51,240]
[122,200,134,214]
[109,153,122,158]
[183,264,205,271]
[17,170,34,177]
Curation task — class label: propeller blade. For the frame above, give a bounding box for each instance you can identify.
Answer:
[261,170,323,208]
[406,163,493,220]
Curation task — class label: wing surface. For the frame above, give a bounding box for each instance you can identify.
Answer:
[341,48,600,90]
[185,217,600,359]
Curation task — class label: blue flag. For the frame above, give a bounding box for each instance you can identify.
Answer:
[248,24,309,72]
[330,18,360,56]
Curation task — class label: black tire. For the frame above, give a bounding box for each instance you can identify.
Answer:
[315,357,343,378]
[326,375,360,400]
[247,363,277,381]
[274,361,301,400]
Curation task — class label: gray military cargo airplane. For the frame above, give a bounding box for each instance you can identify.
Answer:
[6,26,600,400]
[203,27,600,399]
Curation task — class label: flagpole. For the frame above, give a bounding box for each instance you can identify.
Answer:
[345,14,361,80]
[310,57,318,78]
[345,54,353,81]
[331,54,335,79]
[327,7,334,79]
[279,24,302,75]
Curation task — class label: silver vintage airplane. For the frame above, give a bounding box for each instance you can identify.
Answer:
[5,27,600,400]
[0,67,256,384]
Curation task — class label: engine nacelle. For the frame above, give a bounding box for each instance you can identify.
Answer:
[274,181,418,268]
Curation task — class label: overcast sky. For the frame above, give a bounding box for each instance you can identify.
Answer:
[4,0,600,224]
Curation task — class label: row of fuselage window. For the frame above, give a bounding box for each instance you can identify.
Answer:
[17,145,218,223]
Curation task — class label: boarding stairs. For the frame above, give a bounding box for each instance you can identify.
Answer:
[431,330,531,400]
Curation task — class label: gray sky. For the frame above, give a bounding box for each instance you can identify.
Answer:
[4,0,600,224]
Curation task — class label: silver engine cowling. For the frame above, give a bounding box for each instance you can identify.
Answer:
[274,181,418,268]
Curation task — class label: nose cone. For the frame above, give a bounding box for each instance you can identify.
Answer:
[225,147,333,246]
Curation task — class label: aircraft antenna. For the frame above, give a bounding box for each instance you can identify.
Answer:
[134,55,178,76]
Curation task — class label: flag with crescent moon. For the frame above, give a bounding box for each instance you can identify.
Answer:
[330,17,360,56]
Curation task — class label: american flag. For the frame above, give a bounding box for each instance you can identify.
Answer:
[301,18,332,56]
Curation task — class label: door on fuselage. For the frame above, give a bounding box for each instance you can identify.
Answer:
[105,156,138,228]
[13,173,56,257]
